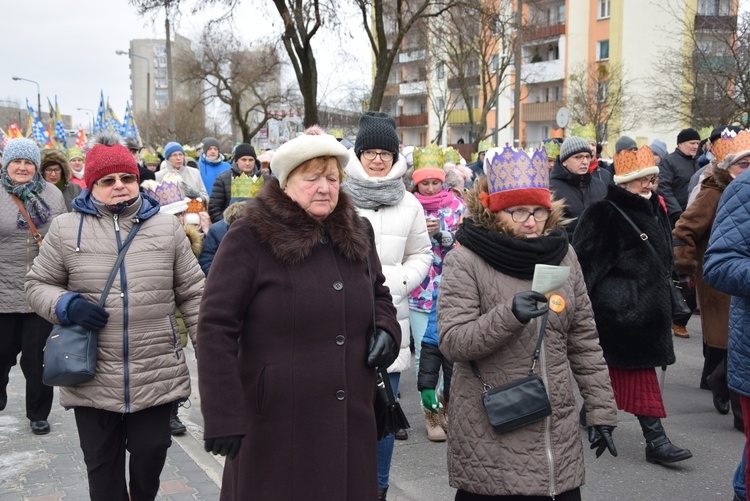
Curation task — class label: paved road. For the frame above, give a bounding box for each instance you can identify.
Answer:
[0,314,744,500]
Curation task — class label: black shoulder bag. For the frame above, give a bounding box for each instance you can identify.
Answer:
[43,222,143,387]
[469,309,552,434]
[606,201,691,318]
[366,256,410,440]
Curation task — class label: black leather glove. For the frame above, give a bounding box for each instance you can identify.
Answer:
[511,291,548,324]
[588,425,617,458]
[204,435,243,460]
[366,329,398,368]
[67,297,109,330]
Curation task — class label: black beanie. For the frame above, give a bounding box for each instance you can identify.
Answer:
[234,143,257,162]
[677,128,700,144]
[710,125,742,143]
[354,112,400,155]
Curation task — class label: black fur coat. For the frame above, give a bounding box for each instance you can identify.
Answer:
[572,185,676,369]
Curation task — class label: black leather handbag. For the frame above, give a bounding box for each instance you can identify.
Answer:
[470,310,552,434]
[43,222,142,387]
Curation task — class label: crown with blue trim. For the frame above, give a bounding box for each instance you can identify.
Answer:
[480,144,550,212]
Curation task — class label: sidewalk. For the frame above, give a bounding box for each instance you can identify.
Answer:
[0,346,222,501]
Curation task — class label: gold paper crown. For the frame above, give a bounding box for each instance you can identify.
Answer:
[571,123,597,142]
[713,130,750,164]
[443,147,461,164]
[698,127,713,141]
[478,140,494,152]
[413,144,445,171]
[186,198,205,213]
[231,173,264,199]
[614,145,655,176]
[543,140,560,159]
[329,129,344,139]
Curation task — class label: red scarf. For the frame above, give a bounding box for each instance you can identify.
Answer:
[414,189,455,211]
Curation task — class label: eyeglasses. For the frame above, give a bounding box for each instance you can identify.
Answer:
[361,150,394,162]
[734,162,750,169]
[45,168,62,173]
[95,174,138,187]
[570,153,592,162]
[640,176,659,187]
[503,208,551,223]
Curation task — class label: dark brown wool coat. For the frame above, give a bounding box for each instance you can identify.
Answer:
[197,179,399,501]
[674,168,734,349]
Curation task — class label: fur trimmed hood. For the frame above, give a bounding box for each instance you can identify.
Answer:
[41,149,72,184]
[704,163,734,191]
[183,225,204,257]
[244,178,371,265]
[463,176,570,237]
[223,200,247,225]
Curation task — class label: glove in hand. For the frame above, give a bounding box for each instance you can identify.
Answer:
[67,298,109,330]
[421,389,440,414]
[511,291,549,324]
[588,425,617,458]
[366,329,398,368]
[439,231,454,248]
[205,435,243,460]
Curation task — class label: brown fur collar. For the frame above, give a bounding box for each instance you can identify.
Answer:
[704,166,733,192]
[183,225,204,257]
[464,176,570,237]
[244,179,371,265]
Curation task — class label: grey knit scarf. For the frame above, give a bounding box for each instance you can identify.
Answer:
[342,177,406,209]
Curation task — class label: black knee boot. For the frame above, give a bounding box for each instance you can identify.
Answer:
[170,401,186,435]
[731,391,745,432]
[637,416,692,464]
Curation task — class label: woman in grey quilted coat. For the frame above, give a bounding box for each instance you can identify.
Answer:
[438,146,617,501]
[25,132,204,501]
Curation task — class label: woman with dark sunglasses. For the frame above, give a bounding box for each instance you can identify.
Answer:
[26,132,205,500]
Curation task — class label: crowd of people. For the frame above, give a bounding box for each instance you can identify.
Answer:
[0,112,749,501]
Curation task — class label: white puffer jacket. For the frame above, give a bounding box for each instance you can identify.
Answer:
[345,151,432,373]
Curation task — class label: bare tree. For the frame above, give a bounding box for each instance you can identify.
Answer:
[566,62,639,144]
[428,0,516,147]
[175,28,292,143]
[136,98,208,146]
[353,0,457,112]
[651,1,747,128]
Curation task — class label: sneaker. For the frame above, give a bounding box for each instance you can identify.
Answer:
[672,324,689,339]
[30,420,50,435]
[393,428,408,440]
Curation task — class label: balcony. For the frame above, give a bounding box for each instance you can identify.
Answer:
[399,81,427,95]
[384,83,400,96]
[395,113,428,128]
[694,55,736,73]
[448,74,480,89]
[523,23,565,42]
[398,49,427,64]
[694,15,737,31]
[447,108,483,125]
[522,101,563,122]
[521,59,565,84]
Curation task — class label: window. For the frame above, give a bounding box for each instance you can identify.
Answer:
[437,63,445,79]
[471,95,480,109]
[698,0,731,16]
[420,102,427,114]
[555,86,563,101]
[491,54,499,72]
[438,98,445,112]
[598,0,610,19]
[597,40,610,61]
[596,81,608,103]
[557,5,566,24]
[548,44,560,61]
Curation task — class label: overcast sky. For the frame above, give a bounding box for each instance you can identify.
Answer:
[2,0,371,131]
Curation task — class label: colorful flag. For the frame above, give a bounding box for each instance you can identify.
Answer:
[7,122,24,139]
[53,96,68,149]
[121,102,141,145]
[76,125,87,149]
[0,128,9,148]
[105,100,123,135]
[94,91,105,133]
[26,98,54,148]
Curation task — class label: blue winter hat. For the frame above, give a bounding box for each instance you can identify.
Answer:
[2,138,41,170]
[164,142,185,160]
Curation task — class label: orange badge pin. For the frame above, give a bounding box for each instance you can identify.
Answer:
[549,294,565,313]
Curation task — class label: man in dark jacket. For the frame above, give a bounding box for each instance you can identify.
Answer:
[549,136,607,239]
[656,128,700,226]
[208,143,265,223]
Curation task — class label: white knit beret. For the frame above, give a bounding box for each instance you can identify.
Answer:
[271,133,350,188]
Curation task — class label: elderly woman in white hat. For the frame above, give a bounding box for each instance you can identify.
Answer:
[197,126,400,501]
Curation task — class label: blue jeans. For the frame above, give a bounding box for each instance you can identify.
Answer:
[377,372,400,489]
[735,443,747,500]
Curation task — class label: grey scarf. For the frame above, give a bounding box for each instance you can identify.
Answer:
[342,177,406,210]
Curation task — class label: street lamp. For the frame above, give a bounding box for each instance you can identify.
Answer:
[116,50,151,147]
[12,76,41,125]
[77,108,94,135]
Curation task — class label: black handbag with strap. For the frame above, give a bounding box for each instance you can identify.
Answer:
[605,201,691,318]
[470,310,552,434]
[43,222,143,387]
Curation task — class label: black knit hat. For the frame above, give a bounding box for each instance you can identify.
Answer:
[354,112,400,155]
[677,128,700,144]
[234,143,257,162]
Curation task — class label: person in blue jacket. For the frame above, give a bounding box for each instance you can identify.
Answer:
[703,167,750,500]
[198,137,231,194]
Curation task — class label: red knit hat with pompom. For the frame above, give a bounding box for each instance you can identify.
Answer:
[84,131,139,190]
